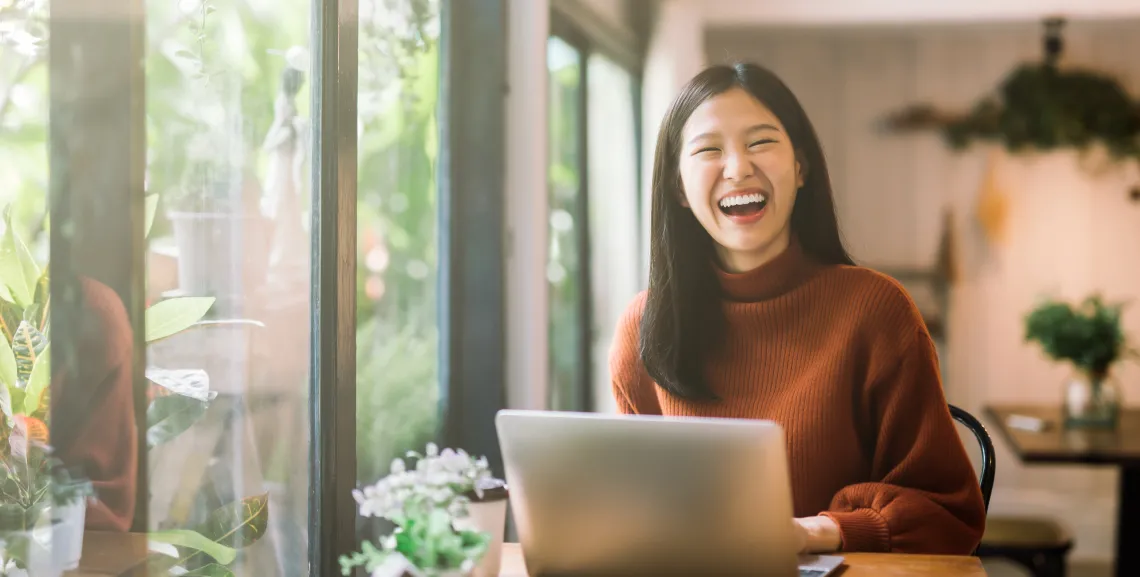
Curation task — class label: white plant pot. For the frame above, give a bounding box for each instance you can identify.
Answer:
[50,498,86,571]
[368,553,472,577]
[0,516,60,577]
[454,498,508,577]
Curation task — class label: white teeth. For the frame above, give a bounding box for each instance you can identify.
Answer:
[718,193,767,208]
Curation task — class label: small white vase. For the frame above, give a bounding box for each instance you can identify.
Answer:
[50,498,87,571]
[454,495,508,577]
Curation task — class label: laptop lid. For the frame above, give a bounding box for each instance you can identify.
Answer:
[496,410,802,577]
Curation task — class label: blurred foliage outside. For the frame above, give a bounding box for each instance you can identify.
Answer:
[0,0,441,490]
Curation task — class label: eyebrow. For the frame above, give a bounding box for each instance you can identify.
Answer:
[686,123,782,146]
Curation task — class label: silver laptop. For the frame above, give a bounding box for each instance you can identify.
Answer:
[496,410,844,577]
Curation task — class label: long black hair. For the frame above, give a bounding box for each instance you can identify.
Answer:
[639,62,854,401]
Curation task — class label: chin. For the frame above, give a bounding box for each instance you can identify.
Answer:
[722,235,780,255]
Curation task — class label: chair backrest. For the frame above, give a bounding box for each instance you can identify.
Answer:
[948,404,995,513]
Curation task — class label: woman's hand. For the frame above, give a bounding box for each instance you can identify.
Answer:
[793,516,842,553]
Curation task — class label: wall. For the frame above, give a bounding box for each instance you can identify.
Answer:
[574,0,630,30]
[639,0,706,285]
[505,0,551,411]
[701,0,1140,26]
[707,20,1140,564]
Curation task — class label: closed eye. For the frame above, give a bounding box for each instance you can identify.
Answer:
[693,147,720,155]
[749,139,777,147]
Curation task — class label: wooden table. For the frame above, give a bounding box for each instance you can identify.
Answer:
[71,533,986,576]
[986,404,1140,577]
[67,531,149,576]
[499,543,986,576]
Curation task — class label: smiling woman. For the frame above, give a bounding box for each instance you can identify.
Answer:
[678,88,805,273]
[610,62,987,557]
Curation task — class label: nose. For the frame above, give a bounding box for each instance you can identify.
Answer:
[722,145,755,182]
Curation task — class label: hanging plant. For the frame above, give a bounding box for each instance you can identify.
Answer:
[882,18,1140,164]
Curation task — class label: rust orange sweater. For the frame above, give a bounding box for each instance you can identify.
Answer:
[610,241,986,555]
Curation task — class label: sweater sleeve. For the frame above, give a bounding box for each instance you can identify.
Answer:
[53,277,138,532]
[820,327,986,554]
[609,292,661,415]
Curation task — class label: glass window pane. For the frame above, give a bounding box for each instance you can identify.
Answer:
[546,36,586,412]
[142,0,313,574]
[586,54,639,414]
[355,0,442,487]
[0,0,48,261]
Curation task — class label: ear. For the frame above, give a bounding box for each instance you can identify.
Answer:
[795,154,809,189]
[675,176,690,208]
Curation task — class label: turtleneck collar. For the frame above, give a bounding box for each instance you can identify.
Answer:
[715,239,820,302]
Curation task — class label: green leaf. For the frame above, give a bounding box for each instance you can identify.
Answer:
[21,345,49,415]
[184,564,235,577]
[149,529,237,565]
[146,368,214,401]
[146,394,209,448]
[194,493,270,551]
[0,381,11,421]
[0,332,16,390]
[11,321,45,384]
[0,208,40,307]
[9,388,25,419]
[0,299,22,342]
[145,193,160,239]
[145,297,215,343]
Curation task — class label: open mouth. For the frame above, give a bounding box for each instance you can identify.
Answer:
[718,192,768,218]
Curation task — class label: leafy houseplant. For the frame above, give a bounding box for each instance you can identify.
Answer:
[342,443,508,577]
[0,202,270,575]
[1025,295,1130,429]
[882,18,1140,198]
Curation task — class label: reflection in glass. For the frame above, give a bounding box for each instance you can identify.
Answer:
[142,0,312,574]
[546,36,586,412]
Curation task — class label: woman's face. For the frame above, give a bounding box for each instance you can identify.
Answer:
[678,87,802,273]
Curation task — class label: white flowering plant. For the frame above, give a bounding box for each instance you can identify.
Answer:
[340,443,496,576]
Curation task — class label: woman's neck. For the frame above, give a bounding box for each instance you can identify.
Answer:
[715,230,791,274]
[715,236,820,302]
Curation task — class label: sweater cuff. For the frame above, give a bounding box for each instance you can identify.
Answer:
[821,509,891,553]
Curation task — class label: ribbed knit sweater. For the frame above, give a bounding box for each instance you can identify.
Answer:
[610,241,986,555]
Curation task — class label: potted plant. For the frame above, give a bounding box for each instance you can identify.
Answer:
[0,418,93,577]
[342,443,509,577]
[165,142,271,318]
[0,203,272,575]
[1025,295,1130,429]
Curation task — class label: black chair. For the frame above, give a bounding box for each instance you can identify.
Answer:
[949,404,996,512]
[949,404,1073,577]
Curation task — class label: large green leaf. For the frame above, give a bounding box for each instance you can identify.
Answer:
[22,345,50,415]
[184,564,235,577]
[0,208,41,308]
[149,529,237,565]
[146,368,213,401]
[0,299,22,343]
[145,193,160,240]
[145,297,215,343]
[146,394,209,448]
[11,321,45,384]
[30,269,48,332]
[195,493,270,551]
[0,333,16,390]
[0,381,11,421]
